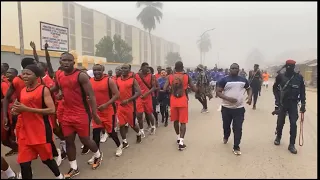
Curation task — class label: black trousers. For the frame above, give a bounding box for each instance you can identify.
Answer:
[196,96,208,109]
[221,106,245,149]
[251,86,260,107]
[276,102,299,145]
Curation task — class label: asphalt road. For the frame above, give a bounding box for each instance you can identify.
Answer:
[1,85,317,179]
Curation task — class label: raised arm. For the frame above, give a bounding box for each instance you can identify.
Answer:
[30,41,39,63]
[44,43,54,78]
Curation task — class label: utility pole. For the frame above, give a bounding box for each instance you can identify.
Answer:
[17,1,24,60]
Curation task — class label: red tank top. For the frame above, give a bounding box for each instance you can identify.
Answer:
[90,76,114,114]
[116,76,134,109]
[20,84,53,145]
[168,72,189,108]
[135,73,152,97]
[58,69,91,121]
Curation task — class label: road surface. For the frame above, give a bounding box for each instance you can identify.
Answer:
[1,87,317,179]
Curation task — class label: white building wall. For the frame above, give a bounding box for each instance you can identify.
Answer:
[74,4,82,55]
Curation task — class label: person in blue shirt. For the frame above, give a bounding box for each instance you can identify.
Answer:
[157,69,170,127]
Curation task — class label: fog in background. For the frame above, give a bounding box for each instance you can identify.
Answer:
[77,1,317,69]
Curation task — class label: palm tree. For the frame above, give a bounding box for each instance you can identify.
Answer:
[197,33,212,64]
[136,1,163,64]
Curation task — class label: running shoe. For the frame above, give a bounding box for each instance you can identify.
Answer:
[64,168,80,179]
[136,135,142,144]
[122,142,129,149]
[100,133,108,143]
[115,145,123,157]
[81,146,90,155]
[178,144,187,151]
[233,148,241,155]
[92,153,103,170]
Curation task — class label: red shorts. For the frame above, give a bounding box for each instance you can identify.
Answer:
[170,107,188,124]
[136,98,153,114]
[92,113,115,133]
[17,141,54,163]
[60,117,90,138]
[117,106,135,127]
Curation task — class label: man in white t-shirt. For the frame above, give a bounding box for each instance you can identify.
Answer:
[216,63,252,156]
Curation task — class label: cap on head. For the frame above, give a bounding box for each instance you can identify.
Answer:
[21,57,35,68]
[286,59,296,65]
[24,64,41,77]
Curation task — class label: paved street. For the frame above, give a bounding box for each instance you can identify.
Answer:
[1,85,317,179]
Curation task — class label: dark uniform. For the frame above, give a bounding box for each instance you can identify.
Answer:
[272,59,306,154]
[249,64,262,109]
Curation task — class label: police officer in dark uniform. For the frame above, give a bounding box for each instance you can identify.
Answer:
[272,59,306,154]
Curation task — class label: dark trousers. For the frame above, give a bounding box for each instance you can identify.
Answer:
[221,106,245,149]
[251,86,259,107]
[276,102,299,145]
[196,96,208,109]
[152,96,158,122]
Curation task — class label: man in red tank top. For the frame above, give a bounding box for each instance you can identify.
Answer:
[11,64,64,179]
[1,65,19,157]
[87,64,122,161]
[164,61,197,151]
[2,58,36,157]
[116,64,142,148]
[51,52,103,177]
[135,62,157,138]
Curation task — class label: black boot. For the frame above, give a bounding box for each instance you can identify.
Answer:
[288,144,297,154]
[274,136,281,145]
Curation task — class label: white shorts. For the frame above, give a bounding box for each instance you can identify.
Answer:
[263,81,269,85]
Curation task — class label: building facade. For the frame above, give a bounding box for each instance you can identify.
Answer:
[1,1,180,66]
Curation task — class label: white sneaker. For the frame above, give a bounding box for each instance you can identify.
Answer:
[140,130,146,138]
[100,133,108,143]
[87,156,95,165]
[115,146,123,157]
[54,149,62,167]
[81,145,84,149]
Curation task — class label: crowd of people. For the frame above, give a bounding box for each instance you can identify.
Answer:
[1,41,306,179]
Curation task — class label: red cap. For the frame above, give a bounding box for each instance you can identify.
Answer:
[286,59,296,65]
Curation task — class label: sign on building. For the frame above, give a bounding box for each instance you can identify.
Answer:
[40,22,69,52]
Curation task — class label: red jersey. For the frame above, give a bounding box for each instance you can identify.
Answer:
[116,76,135,109]
[58,69,91,122]
[168,72,189,108]
[90,76,114,115]
[20,84,53,145]
[135,73,152,99]
[1,75,9,84]
[12,76,25,101]
[155,73,161,80]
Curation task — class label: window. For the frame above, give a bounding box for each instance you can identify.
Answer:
[69,4,75,19]
[70,35,76,50]
[81,24,93,38]
[63,2,68,17]
[114,21,122,36]
[106,18,111,31]
[125,36,132,48]
[69,19,75,35]
[81,9,93,25]
[82,38,94,53]
[63,18,68,28]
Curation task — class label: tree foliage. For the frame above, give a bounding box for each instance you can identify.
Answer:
[165,52,181,66]
[136,1,163,64]
[95,35,133,64]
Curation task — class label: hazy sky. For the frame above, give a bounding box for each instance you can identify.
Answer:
[76,1,317,68]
